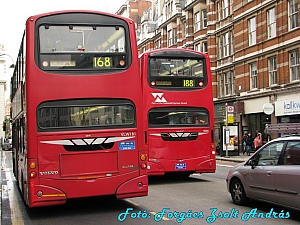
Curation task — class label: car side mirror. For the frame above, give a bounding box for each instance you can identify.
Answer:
[250,160,256,169]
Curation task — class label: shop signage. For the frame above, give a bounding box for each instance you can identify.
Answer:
[262,103,274,115]
[275,99,300,116]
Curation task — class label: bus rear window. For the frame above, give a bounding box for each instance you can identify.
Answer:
[148,57,207,89]
[39,25,127,70]
[37,99,135,130]
[148,107,209,127]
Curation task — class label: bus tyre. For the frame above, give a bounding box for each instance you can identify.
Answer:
[230,179,249,205]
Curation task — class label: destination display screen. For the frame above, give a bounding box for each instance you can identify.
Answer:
[152,78,203,88]
[40,54,126,70]
[148,57,206,88]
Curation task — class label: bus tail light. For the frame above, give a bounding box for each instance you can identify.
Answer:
[140,153,147,169]
[140,163,147,169]
[211,143,216,155]
[198,81,204,87]
[29,162,36,169]
[29,161,37,178]
[30,171,37,178]
[140,154,147,161]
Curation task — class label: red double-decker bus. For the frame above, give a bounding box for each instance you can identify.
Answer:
[10,10,148,208]
[139,48,216,176]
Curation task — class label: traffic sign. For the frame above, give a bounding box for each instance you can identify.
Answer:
[227,115,234,123]
[227,106,234,113]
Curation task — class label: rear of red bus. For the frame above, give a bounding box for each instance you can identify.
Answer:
[11,11,147,208]
[140,48,216,176]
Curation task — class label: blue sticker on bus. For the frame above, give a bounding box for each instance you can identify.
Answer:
[119,141,136,150]
[175,163,186,170]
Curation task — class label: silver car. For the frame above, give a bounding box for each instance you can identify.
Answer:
[2,138,12,151]
[226,135,300,211]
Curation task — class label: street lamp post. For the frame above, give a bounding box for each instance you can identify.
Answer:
[0,54,15,68]
[225,103,229,157]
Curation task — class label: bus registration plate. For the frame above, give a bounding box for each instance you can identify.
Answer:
[175,163,186,170]
[119,141,135,150]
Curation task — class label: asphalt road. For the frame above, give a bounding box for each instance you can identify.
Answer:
[1,150,300,225]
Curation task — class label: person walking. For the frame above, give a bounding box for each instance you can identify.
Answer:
[242,133,248,155]
[246,133,253,156]
[254,133,263,151]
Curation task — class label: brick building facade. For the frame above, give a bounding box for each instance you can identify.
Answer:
[117,0,300,143]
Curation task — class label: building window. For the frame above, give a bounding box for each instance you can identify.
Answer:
[267,8,276,38]
[202,10,207,28]
[173,28,177,44]
[155,39,161,49]
[230,31,234,54]
[219,75,224,97]
[289,49,299,81]
[218,36,223,59]
[222,0,229,18]
[268,56,277,85]
[229,0,233,15]
[223,32,230,57]
[249,17,256,45]
[289,0,298,30]
[250,62,257,89]
[217,1,221,21]
[232,71,236,94]
[219,71,234,97]
[182,22,186,39]
[167,2,172,19]
[168,29,172,46]
[225,72,231,95]
[195,43,201,52]
[202,42,208,53]
[195,12,200,32]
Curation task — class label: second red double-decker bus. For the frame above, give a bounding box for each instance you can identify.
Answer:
[10,10,147,208]
[139,48,216,176]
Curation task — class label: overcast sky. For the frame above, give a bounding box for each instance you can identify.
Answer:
[0,0,126,99]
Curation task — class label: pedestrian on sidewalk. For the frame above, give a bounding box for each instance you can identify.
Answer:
[246,133,253,156]
[254,133,263,151]
[242,133,248,155]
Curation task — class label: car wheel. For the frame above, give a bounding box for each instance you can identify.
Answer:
[230,178,249,205]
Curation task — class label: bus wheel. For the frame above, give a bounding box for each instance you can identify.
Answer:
[230,178,249,205]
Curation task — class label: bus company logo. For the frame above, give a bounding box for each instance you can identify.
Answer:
[151,93,188,105]
[152,93,167,103]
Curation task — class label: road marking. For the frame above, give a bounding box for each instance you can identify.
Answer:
[124,199,140,207]
[217,164,234,168]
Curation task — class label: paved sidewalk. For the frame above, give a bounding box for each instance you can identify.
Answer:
[216,152,251,163]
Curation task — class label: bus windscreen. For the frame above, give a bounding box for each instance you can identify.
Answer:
[39,25,127,70]
[148,57,207,88]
